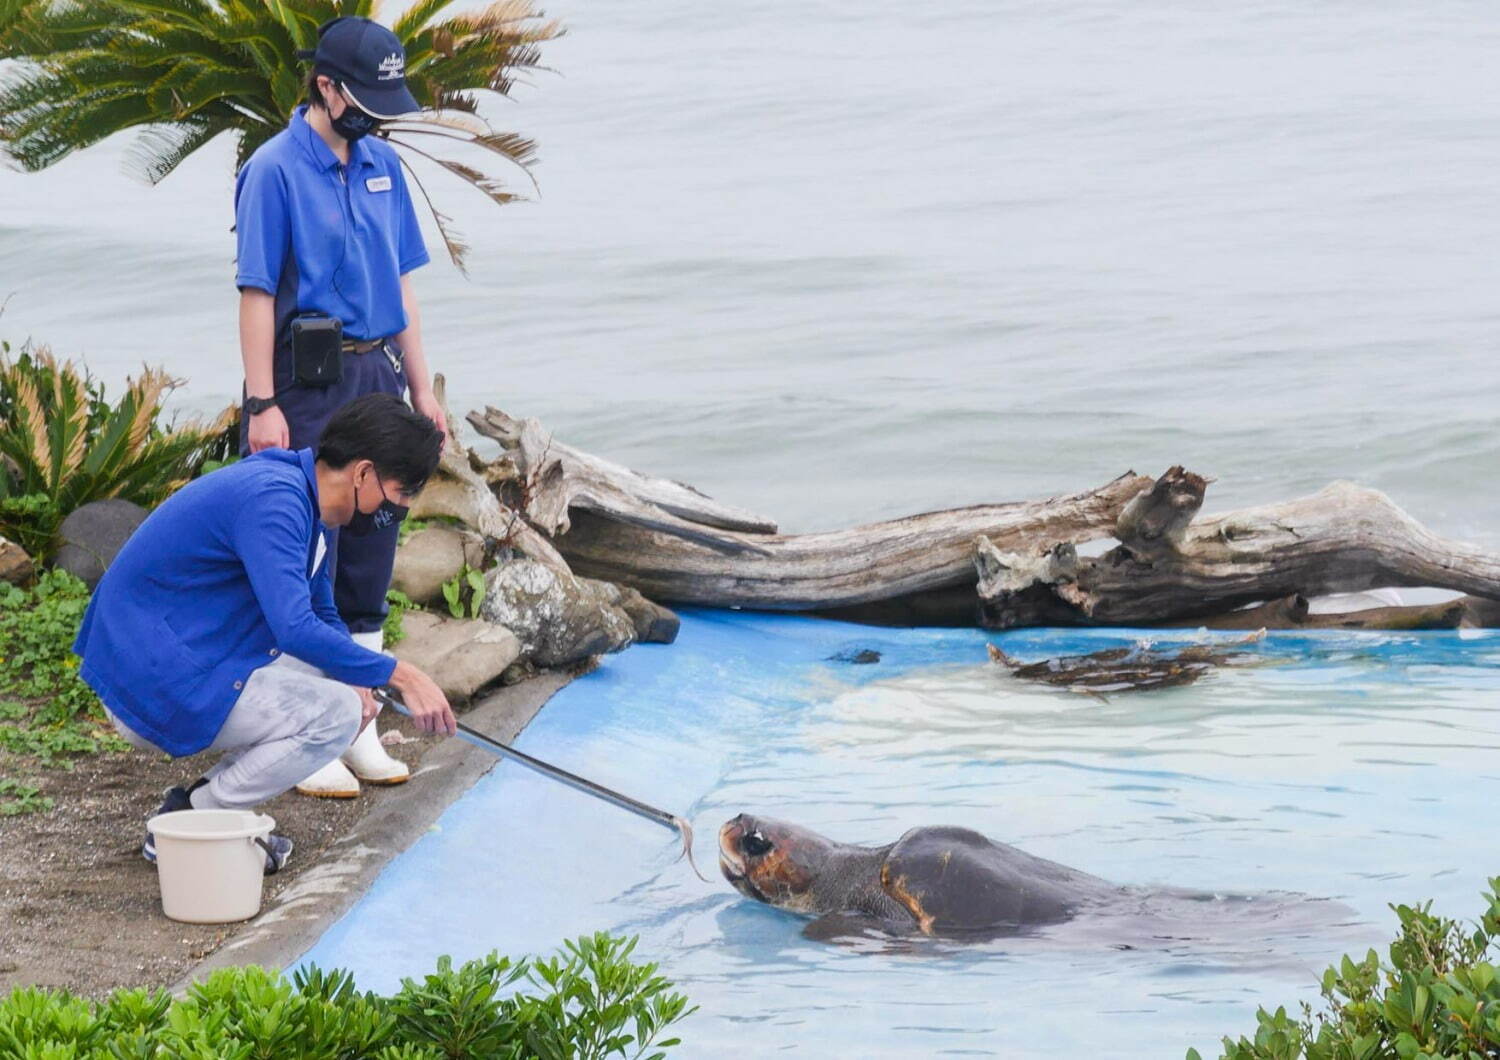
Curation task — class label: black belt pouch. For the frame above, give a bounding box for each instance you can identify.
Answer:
[290,314,343,387]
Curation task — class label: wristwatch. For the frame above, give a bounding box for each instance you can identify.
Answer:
[244,395,279,416]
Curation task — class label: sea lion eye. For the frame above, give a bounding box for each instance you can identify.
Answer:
[741,831,773,857]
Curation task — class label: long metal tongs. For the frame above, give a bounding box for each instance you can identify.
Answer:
[373,688,708,881]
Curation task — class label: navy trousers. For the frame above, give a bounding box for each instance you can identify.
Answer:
[241,345,407,635]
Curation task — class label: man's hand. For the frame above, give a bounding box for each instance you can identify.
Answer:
[410,387,448,449]
[388,659,457,736]
[354,686,380,734]
[247,405,290,452]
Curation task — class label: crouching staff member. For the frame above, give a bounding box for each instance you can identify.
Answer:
[72,396,457,873]
[234,15,449,797]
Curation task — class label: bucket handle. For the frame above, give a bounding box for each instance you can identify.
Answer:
[253,836,282,876]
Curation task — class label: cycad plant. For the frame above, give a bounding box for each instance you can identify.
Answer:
[0,346,238,559]
[0,0,561,270]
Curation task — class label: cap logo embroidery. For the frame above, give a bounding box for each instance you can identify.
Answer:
[377,53,404,80]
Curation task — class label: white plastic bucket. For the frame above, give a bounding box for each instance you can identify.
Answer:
[147,809,274,924]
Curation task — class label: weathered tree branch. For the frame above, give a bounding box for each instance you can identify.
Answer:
[407,380,571,573]
[549,474,1152,609]
[1152,594,1472,631]
[467,406,779,553]
[459,405,1150,610]
[978,469,1500,628]
[426,404,1500,629]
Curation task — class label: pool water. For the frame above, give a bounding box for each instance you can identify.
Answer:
[300,612,1500,1058]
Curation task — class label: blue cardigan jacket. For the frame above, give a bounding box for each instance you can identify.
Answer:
[73,448,397,755]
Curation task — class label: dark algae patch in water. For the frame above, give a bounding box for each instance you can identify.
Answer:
[827,648,882,664]
[987,632,1267,694]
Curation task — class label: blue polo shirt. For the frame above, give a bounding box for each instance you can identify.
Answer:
[234,105,429,342]
[72,449,397,756]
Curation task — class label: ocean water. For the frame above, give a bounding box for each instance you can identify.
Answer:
[1,2,1497,537]
[300,613,1500,1058]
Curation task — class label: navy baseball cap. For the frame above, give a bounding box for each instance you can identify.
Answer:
[298,16,420,119]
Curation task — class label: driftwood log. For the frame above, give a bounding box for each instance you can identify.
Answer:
[987,631,1266,694]
[464,406,1151,610]
[420,392,1500,628]
[467,407,779,545]
[977,466,1500,629]
[406,381,570,573]
[1152,594,1491,631]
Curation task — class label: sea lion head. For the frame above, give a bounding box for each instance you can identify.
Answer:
[718,814,839,915]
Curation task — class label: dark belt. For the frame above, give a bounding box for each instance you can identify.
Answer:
[341,337,386,354]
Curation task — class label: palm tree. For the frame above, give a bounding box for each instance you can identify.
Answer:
[0,0,562,271]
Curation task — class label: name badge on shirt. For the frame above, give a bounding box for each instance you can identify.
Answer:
[365,175,393,193]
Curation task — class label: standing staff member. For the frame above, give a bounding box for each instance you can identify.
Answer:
[235,16,448,797]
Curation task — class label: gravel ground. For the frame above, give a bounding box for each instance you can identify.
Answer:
[0,711,444,998]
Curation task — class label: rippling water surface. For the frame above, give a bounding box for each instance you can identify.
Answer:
[302,613,1500,1057]
[2,2,1498,536]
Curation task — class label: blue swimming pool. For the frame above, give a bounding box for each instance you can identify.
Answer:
[300,612,1500,1058]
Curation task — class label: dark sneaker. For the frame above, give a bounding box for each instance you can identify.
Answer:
[141,784,193,864]
[258,833,294,875]
[143,783,295,875]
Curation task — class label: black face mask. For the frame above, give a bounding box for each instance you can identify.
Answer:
[330,91,381,142]
[346,473,408,537]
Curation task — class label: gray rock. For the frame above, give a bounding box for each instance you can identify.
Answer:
[481,558,638,667]
[390,611,522,703]
[611,585,681,644]
[54,499,149,588]
[500,658,536,686]
[391,525,486,607]
[0,535,32,587]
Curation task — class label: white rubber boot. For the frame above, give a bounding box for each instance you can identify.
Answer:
[295,754,361,799]
[339,630,410,786]
[294,631,409,798]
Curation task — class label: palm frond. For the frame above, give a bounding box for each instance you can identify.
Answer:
[123,116,229,183]
[2,0,561,270]
[465,0,555,35]
[125,367,181,452]
[12,366,51,483]
[48,359,91,486]
[385,134,522,209]
[380,122,538,197]
[111,0,219,25]
[386,108,490,137]
[397,153,469,275]
[0,0,32,40]
[392,0,454,41]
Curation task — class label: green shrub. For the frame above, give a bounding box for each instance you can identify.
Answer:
[0,345,236,560]
[397,518,432,547]
[0,777,52,815]
[441,565,487,620]
[0,568,123,762]
[1190,879,1500,1060]
[0,933,694,1059]
[383,589,420,649]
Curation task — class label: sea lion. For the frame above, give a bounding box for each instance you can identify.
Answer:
[719,814,1119,940]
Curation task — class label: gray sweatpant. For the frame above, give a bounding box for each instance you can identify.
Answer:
[108,654,361,810]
